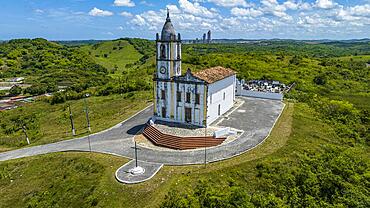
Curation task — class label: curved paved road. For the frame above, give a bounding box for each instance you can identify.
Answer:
[0,97,284,165]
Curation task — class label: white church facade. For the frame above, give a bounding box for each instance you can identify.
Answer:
[153,11,236,127]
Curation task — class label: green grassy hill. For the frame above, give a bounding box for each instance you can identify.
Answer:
[0,38,108,88]
[80,39,143,75]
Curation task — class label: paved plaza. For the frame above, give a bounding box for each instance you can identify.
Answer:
[0,97,285,183]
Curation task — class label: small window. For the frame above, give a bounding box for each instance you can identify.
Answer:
[195,93,200,105]
[186,92,191,103]
[160,44,166,59]
[177,91,182,102]
[161,90,165,100]
[223,92,226,100]
[162,107,166,118]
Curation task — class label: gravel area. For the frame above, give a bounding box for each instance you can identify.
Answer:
[154,123,219,137]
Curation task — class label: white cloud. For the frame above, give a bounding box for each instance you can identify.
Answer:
[132,14,147,26]
[315,0,337,9]
[231,7,263,17]
[117,26,124,30]
[120,11,133,17]
[140,1,154,7]
[208,0,249,7]
[283,0,299,10]
[260,0,291,20]
[299,2,312,10]
[166,4,181,14]
[104,32,114,36]
[330,4,370,24]
[126,1,370,39]
[349,4,370,17]
[114,0,135,7]
[88,7,113,17]
[34,9,44,14]
[179,0,218,17]
[298,14,339,27]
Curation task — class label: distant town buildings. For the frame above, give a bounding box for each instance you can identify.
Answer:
[191,30,212,44]
[207,30,211,43]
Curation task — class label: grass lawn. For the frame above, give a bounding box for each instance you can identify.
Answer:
[0,91,152,151]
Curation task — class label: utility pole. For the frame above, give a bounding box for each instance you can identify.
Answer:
[21,125,30,145]
[84,94,92,152]
[203,120,207,168]
[68,104,76,136]
[84,94,91,132]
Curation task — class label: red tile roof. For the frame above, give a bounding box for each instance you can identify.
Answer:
[193,66,235,84]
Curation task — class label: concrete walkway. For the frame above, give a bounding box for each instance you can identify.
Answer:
[0,97,284,183]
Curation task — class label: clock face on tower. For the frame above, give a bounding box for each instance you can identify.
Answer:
[160,67,166,74]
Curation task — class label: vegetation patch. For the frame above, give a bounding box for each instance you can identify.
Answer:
[0,91,151,150]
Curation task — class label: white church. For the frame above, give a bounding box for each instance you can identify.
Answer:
[153,11,236,127]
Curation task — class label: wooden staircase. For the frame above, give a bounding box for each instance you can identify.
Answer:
[142,124,226,150]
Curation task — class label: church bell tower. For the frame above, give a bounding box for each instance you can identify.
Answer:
[153,9,182,119]
[155,9,181,79]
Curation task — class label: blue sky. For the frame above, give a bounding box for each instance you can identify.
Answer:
[0,0,369,40]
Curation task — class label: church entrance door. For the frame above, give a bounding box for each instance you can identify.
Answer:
[185,107,192,123]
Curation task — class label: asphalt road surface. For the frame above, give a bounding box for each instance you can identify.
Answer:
[0,97,284,165]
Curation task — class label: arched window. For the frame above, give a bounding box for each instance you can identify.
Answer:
[160,44,166,59]
[177,44,180,59]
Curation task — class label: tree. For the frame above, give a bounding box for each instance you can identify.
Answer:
[313,74,326,85]
[289,55,301,65]
[9,85,22,96]
[2,109,39,146]
[50,92,66,104]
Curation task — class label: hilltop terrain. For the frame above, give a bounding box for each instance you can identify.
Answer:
[0,39,369,207]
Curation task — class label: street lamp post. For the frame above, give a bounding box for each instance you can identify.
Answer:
[129,141,144,175]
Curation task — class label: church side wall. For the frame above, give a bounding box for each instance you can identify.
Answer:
[206,75,236,125]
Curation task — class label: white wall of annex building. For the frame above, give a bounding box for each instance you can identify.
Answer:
[206,75,236,125]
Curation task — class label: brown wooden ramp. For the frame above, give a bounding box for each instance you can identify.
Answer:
[142,124,226,150]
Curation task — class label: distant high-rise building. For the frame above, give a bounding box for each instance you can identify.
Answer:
[203,33,206,43]
[207,30,211,43]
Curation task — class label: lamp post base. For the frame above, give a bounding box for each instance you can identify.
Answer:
[129,166,145,175]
